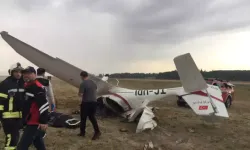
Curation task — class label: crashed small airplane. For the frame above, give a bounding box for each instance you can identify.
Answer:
[0,31,229,133]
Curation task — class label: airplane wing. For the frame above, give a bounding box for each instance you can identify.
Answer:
[0,31,113,96]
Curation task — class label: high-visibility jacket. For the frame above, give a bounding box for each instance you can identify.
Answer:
[0,76,25,119]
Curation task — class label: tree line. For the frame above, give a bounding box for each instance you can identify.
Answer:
[108,70,250,81]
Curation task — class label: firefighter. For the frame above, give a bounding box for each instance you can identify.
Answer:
[17,66,49,150]
[0,62,25,150]
[36,68,56,112]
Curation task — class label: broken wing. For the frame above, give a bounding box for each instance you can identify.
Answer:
[0,31,112,96]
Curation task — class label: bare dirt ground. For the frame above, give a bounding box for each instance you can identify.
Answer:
[1,78,250,150]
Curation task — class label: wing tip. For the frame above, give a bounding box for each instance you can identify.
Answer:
[0,31,8,35]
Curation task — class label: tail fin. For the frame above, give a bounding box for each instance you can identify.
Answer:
[174,53,229,118]
[174,53,208,92]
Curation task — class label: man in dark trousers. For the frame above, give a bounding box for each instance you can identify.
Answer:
[78,71,101,140]
[0,62,25,150]
[17,66,49,150]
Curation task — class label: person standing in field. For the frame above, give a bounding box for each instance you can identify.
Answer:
[36,68,56,112]
[17,66,49,150]
[0,62,25,150]
[78,71,101,140]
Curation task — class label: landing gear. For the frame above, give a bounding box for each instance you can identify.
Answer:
[225,97,232,108]
[177,96,187,107]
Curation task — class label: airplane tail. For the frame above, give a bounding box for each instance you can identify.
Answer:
[174,53,229,118]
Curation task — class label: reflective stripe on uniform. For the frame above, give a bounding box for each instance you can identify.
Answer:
[19,88,25,92]
[25,92,34,97]
[0,93,8,99]
[8,88,25,93]
[5,134,11,147]
[4,147,16,150]
[0,105,4,110]
[39,100,49,114]
[9,97,13,111]
[4,138,16,149]
[8,89,17,93]
[2,111,22,119]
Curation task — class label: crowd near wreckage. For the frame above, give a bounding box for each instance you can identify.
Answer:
[0,31,229,133]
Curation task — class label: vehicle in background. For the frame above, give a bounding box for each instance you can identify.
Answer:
[177,78,235,108]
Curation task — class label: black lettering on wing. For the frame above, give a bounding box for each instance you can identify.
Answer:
[154,89,159,95]
[160,89,166,94]
[138,90,143,96]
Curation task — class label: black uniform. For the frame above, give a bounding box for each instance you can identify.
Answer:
[0,76,25,150]
[17,79,49,150]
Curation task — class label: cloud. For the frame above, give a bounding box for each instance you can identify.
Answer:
[0,0,250,74]
[5,0,250,45]
[63,0,250,44]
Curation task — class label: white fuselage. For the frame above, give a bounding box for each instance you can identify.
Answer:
[100,86,186,113]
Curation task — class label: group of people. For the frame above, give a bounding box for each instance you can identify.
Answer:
[0,62,101,149]
[0,63,56,150]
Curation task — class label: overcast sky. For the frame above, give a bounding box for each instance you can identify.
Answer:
[0,0,250,75]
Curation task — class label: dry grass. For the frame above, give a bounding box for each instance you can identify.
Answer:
[1,78,250,150]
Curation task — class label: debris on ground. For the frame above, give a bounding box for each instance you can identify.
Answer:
[157,126,172,136]
[176,138,183,144]
[72,110,80,114]
[187,128,195,133]
[119,128,128,132]
[143,141,161,150]
[143,141,154,150]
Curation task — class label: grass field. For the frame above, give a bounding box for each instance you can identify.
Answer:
[0,78,250,150]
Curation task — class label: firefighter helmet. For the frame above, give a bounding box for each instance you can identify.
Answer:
[8,62,24,75]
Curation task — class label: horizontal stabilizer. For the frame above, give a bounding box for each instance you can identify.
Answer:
[181,85,229,118]
[206,85,229,117]
[182,93,214,116]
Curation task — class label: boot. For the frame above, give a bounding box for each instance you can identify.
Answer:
[91,132,101,140]
[77,133,85,137]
